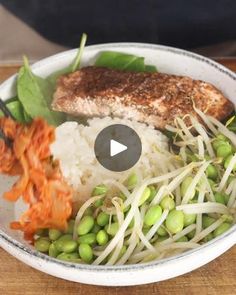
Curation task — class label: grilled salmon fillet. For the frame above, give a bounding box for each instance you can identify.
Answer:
[52,66,234,129]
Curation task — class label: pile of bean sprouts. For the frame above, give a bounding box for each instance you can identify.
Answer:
[71,108,236,265]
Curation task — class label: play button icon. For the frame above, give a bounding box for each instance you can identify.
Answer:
[110,140,127,157]
[94,124,142,172]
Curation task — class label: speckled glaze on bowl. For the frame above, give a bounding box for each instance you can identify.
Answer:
[0,43,236,286]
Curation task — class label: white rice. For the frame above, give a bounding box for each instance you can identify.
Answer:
[50,117,168,201]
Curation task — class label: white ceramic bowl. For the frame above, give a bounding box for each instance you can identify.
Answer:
[0,43,236,286]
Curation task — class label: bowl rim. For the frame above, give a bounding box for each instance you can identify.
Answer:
[1,222,235,272]
[0,42,236,272]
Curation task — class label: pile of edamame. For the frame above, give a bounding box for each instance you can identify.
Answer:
[34,177,233,264]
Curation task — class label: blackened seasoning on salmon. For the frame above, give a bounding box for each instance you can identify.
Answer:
[52,66,234,129]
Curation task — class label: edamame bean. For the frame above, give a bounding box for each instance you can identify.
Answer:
[77,216,95,236]
[157,226,168,237]
[92,184,108,196]
[143,222,151,230]
[165,210,184,234]
[61,240,78,253]
[78,233,96,245]
[97,212,110,226]
[212,134,228,151]
[94,199,104,208]
[217,134,228,141]
[203,233,214,242]
[160,196,175,210]
[105,222,119,236]
[214,192,226,205]
[96,230,109,245]
[144,205,162,226]
[183,213,196,227]
[181,176,195,199]
[49,229,62,241]
[202,216,215,229]
[126,173,137,189]
[54,234,73,252]
[91,222,101,234]
[177,236,188,242]
[79,244,93,263]
[35,237,51,253]
[213,223,231,237]
[148,186,157,202]
[216,143,232,158]
[213,140,225,151]
[66,219,75,234]
[224,155,236,171]
[139,187,151,205]
[49,243,60,257]
[57,252,79,262]
[206,164,218,180]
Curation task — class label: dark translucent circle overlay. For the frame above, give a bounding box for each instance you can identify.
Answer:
[94,124,142,172]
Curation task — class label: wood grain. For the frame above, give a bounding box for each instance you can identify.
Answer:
[0,59,236,295]
[0,65,21,82]
[0,246,235,295]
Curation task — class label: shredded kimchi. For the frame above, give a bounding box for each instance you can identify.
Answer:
[0,117,72,240]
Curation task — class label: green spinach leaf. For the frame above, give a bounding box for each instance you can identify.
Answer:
[145,65,157,72]
[17,56,64,126]
[48,33,87,87]
[0,100,25,123]
[95,51,157,72]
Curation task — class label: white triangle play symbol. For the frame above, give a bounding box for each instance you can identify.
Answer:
[110,139,128,157]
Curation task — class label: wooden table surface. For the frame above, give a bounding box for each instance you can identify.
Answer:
[0,59,236,295]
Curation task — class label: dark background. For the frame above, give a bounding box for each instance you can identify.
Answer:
[1,0,236,49]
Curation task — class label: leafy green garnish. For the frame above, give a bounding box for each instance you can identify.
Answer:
[23,109,31,123]
[95,51,157,72]
[17,56,64,126]
[71,33,87,72]
[1,34,87,125]
[0,100,25,123]
[145,65,157,72]
[48,33,87,87]
[95,51,144,71]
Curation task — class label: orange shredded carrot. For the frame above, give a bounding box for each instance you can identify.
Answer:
[0,117,73,240]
